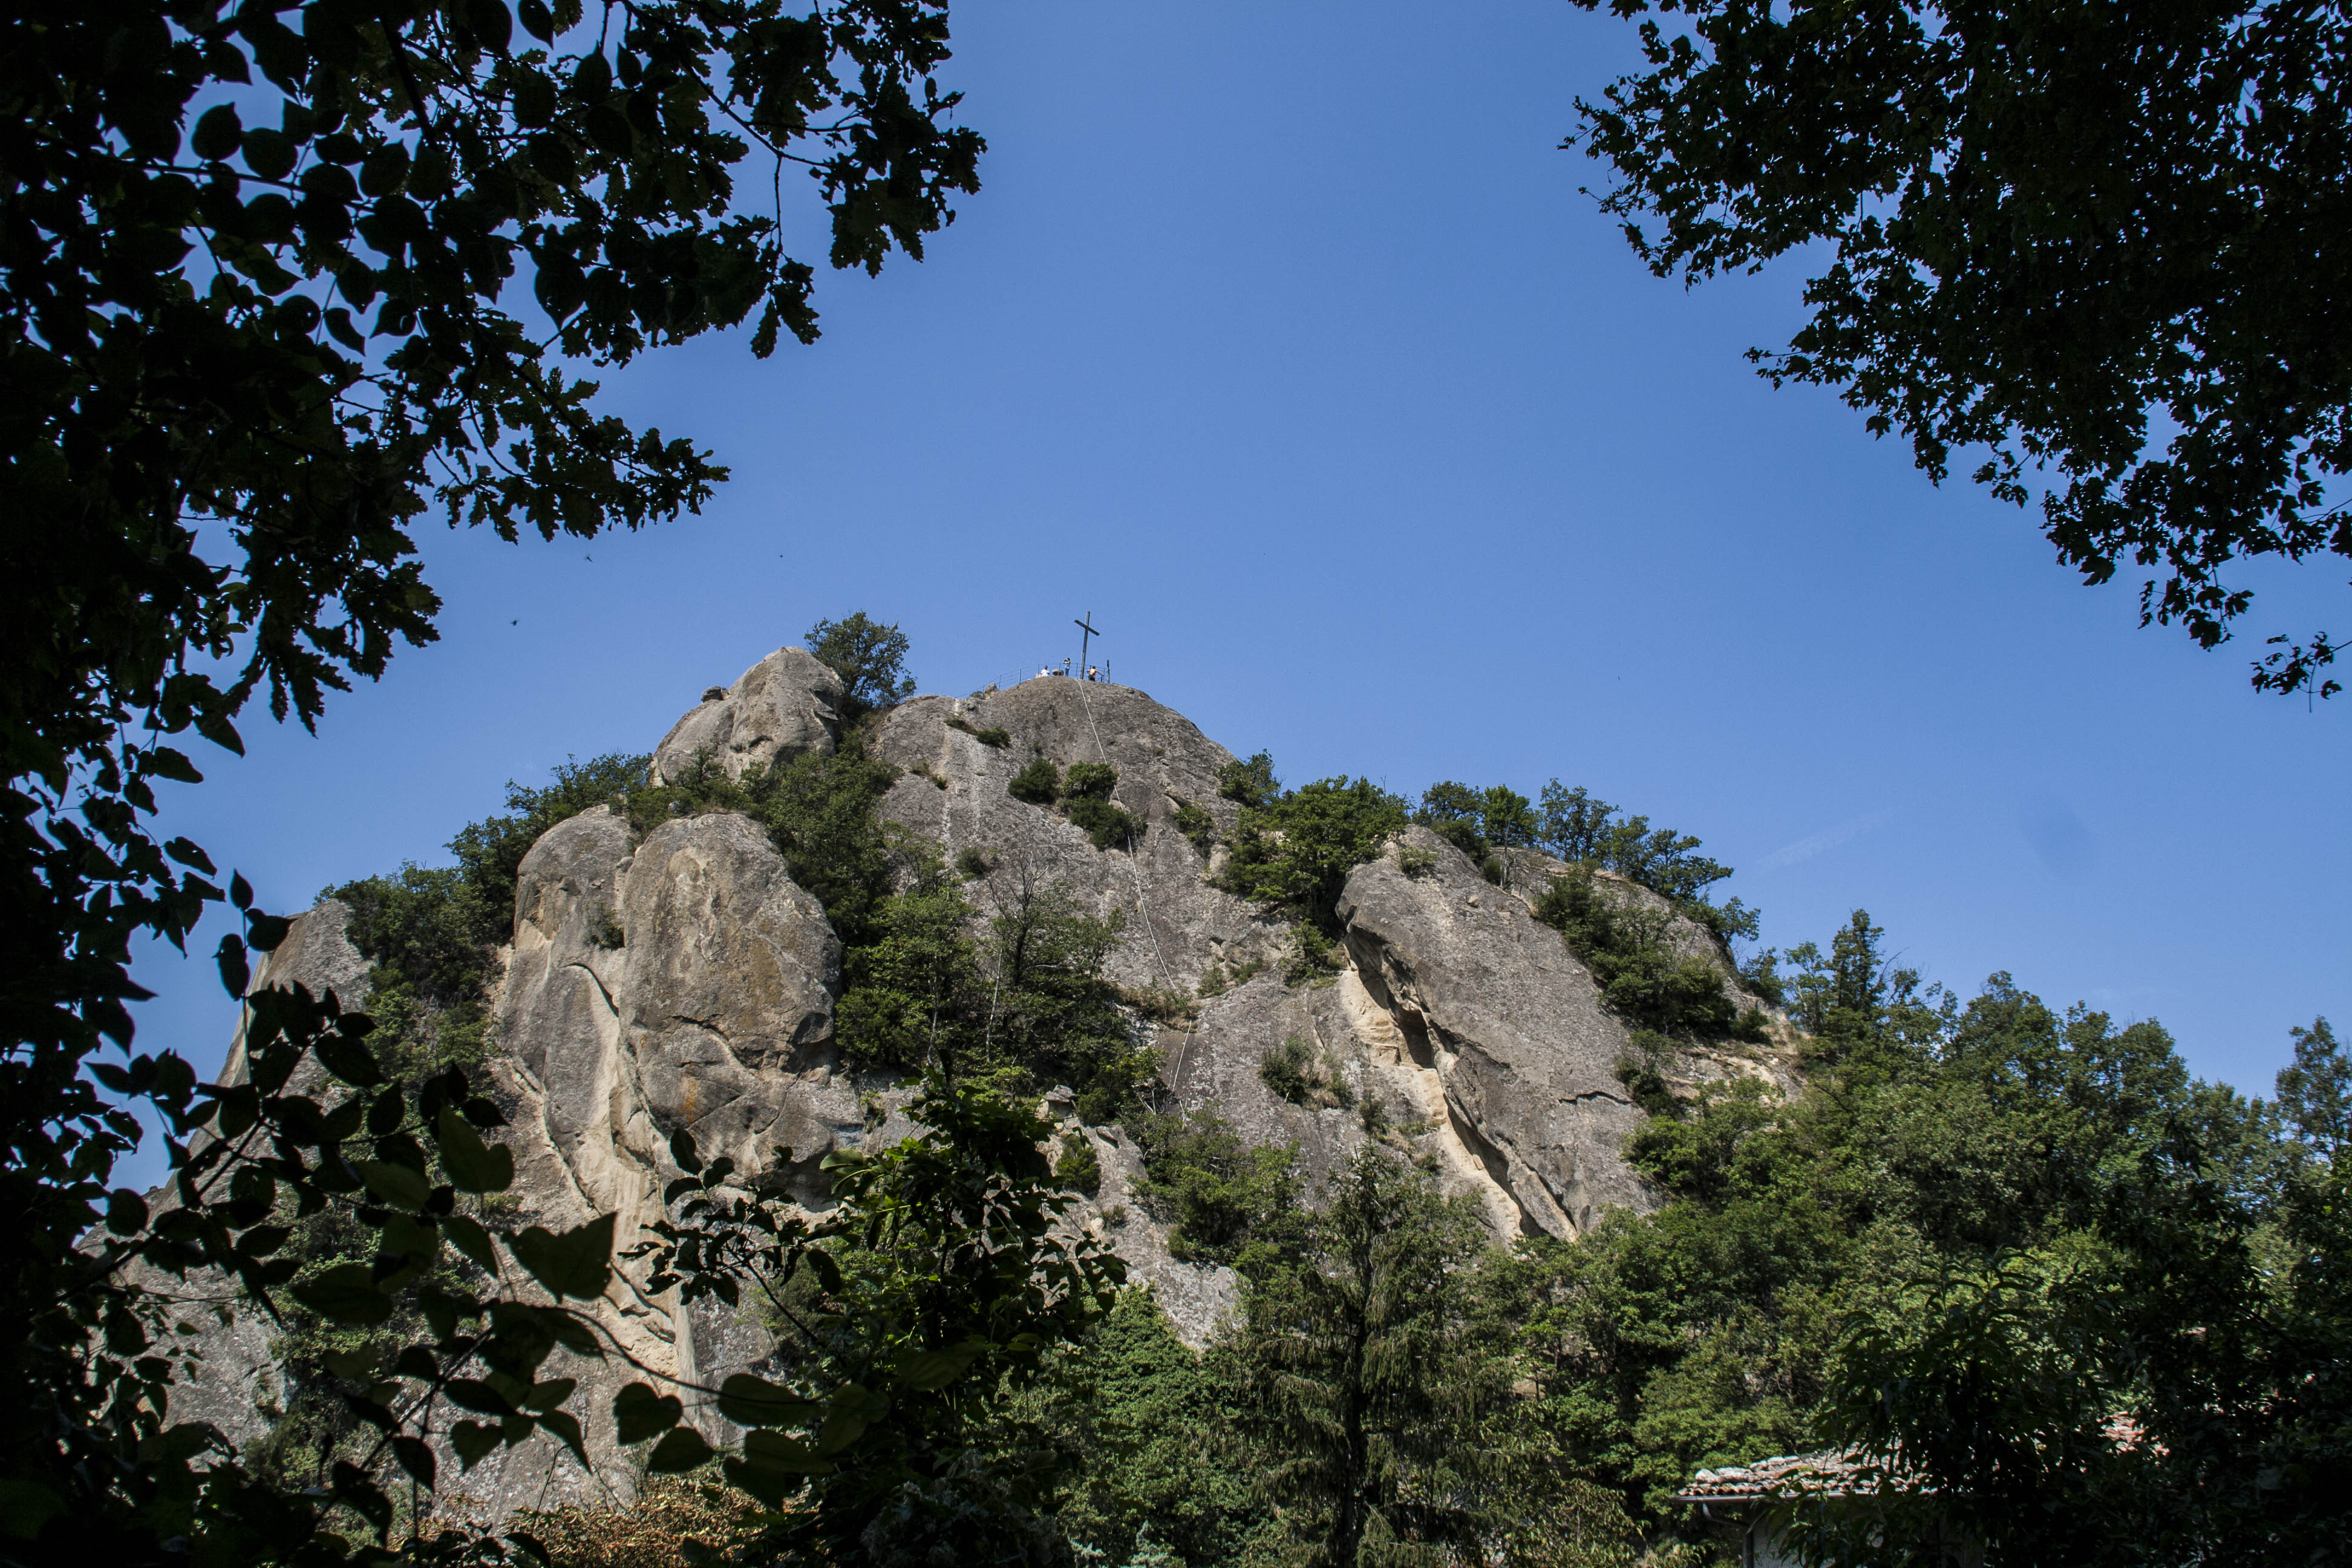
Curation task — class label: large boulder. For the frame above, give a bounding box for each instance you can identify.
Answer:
[649,645,844,785]
[485,806,860,1512]
[1333,825,1777,1236]
[617,812,848,1192]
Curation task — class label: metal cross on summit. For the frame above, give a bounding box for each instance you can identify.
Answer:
[1074,612,1100,679]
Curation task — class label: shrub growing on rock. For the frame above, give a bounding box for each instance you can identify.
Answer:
[1009,757,1062,805]
[1218,773,1408,936]
[805,612,917,715]
[1131,1111,1303,1269]
[1172,799,1218,856]
[1054,1130,1103,1197]
[1259,1036,1353,1109]
[1535,867,1763,1043]
[1063,762,1143,850]
[1217,751,1279,808]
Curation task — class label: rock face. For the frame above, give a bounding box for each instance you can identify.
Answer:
[147,901,376,1456]
[169,663,1794,1519]
[868,681,1290,994]
[469,806,860,1515]
[1336,828,1663,1235]
[649,645,844,785]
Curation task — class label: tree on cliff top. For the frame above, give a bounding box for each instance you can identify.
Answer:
[806,611,920,715]
[1567,0,2351,701]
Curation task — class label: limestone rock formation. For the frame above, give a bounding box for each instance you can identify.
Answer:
[163,661,1794,1520]
[868,681,1289,994]
[649,645,843,786]
[145,901,375,1457]
[1337,826,1664,1235]
[466,806,860,1515]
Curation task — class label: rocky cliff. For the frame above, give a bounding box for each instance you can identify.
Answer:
[160,645,1788,1518]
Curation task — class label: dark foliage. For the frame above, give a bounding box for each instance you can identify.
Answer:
[1171,799,1217,857]
[3,8,979,1546]
[1061,761,1141,852]
[1232,1151,1506,1567]
[632,1077,1126,1562]
[1215,752,1278,810]
[1567,0,2352,698]
[1534,866,1762,1042]
[1129,1111,1302,1270]
[805,612,918,716]
[443,752,648,946]
[1008,757,1061,806]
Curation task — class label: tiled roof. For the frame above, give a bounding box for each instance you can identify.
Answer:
[1675,1450,1890,1503]
[1681,1411,2155,1504]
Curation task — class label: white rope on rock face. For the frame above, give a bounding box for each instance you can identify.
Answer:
[1071,677,1202,1106]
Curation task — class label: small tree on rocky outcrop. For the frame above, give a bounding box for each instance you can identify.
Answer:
[806,613,920,716]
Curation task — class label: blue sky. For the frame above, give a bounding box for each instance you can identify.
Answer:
[120,1,2348,1184]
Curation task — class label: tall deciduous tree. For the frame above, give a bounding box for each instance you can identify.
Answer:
[1567,0,2351,699]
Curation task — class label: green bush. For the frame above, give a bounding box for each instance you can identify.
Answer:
[805,610,916,716]
[956,845,993,880]
[987,888,1156,1123]
[1068,795,1143,851]
[1416,781,1489,860]
[1131,1111,1303,1269]
[1196,955,1267,999]
[1535,866,1762,1042]
[835,871,985,1075]
[1259,1036,1353,1109]
[445,750,649,946]
[1065,760,1118,800]
[1282,926,1348,988]
[1614,1030,1684,1119]
[1054,1129,1104,1197]
[1216,769,1408,935]
[1010,756,1062,805]
[1063,761,1142,849]
[1480,854,1505,884]
[1217,751,1278,808]
[1171,799,1217,856]
[1415,780,1541,863]
[948,716,1011,747]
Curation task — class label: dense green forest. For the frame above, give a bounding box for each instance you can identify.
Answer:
[261,622,2349,1567]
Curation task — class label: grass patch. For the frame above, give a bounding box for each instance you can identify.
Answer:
[947,715,1011,747]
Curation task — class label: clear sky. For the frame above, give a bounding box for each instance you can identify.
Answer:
[120,1,2348,1185]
